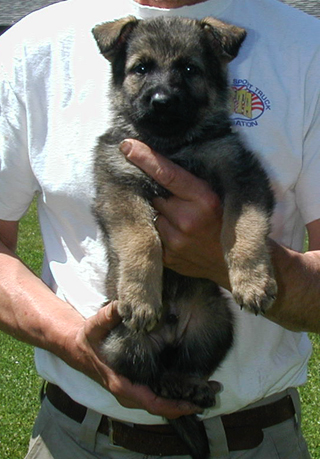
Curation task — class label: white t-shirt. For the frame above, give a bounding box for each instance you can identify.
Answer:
[0,0,319,424]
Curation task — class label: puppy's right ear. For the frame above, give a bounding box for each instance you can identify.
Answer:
[92,16,139,61]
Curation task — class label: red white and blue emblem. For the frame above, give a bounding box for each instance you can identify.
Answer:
[231,79,271,127]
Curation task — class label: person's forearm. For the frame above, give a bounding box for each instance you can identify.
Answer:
[0,241,84,356]
[204,239,320,333]
[0,241,113,385]
[0,241,204,418]
[264,241,320,333]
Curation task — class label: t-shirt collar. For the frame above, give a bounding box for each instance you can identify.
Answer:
[130,0,233,19]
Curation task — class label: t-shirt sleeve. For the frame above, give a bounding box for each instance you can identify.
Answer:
[295,51,320,225]
[0,52,40,221]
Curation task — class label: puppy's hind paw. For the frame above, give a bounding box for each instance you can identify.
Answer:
[154,375,217,409]
[118,299,162,332]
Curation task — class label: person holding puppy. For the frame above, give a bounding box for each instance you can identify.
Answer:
[0,0,319,458]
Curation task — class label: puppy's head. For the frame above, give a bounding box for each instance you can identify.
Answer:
[93,16,246,147]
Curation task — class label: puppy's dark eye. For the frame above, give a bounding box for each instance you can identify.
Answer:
[132,63,149,75]
[183,64,201,77]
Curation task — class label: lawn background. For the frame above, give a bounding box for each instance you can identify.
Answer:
[0,200,319,458]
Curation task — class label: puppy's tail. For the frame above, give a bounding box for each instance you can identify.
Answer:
[169,414,210,459]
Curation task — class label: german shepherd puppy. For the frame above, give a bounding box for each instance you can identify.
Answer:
[92,16,276,459]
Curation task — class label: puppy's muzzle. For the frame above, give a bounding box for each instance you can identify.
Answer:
[150,91,179,113]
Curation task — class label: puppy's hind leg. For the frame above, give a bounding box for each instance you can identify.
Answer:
[150,276,232,459]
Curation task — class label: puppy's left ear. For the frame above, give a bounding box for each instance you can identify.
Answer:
[200,17,247,63]
[92,16,139,61]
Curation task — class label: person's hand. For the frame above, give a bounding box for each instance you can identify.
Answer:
[62,301,217,419]
[120,139,230,289]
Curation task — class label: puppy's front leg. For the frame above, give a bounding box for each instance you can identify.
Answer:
[95,186,163,332]
[221,198,277,314]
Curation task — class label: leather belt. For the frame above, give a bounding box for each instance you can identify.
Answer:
[45,383,296,455]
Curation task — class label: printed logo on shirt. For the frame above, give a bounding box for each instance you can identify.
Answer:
[230,79,271,127]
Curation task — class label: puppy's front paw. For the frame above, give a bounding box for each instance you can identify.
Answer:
[230,264,277,315]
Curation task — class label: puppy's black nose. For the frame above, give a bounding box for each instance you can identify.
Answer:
[151,92,178,112]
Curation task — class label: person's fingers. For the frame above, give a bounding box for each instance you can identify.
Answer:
[85,301,121,344]
[153,193,222,234]
[110,374,205,419]
[120,139,212,201]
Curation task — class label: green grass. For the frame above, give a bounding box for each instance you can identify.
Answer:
[0,199,319,458]
[0,336,42,458]
[0,200,43,458]
[300,333,320,456]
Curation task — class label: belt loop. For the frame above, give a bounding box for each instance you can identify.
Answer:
[287,387,301,427]
[107,417,114,445]
[79,407,103,451]
[204,415,229,457]
[40,380,47,403]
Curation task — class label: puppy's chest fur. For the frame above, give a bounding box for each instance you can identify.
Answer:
[96,121,243,204]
